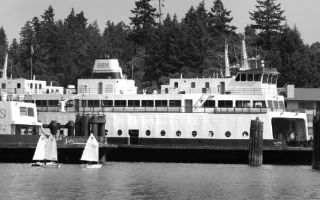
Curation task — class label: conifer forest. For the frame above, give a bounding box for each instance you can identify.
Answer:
[0,0,319,91]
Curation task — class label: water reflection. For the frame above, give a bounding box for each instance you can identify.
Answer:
[0,163,319,200]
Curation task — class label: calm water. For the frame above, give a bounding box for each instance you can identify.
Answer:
[0,163,320,200]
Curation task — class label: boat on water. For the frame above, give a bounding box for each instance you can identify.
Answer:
[0,40,310,152]
[31,134,61,167]
[80,133,102,168]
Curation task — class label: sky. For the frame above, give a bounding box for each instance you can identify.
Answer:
[0,0,319,45]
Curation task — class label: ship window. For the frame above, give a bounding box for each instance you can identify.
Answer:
[27,107,34,117]
[218,100,233,108]
[235,74,240,81]
[240,73,246,81]
[262,74,268,83]
[191,82,196,88]
[128,100,140,107]
[174,82,178,88]
[242,131,249,138]
[160,130,166,136]
[253,101,266,108]
[17,83,21,89]
[248,74,253,81]
[36,100,47,107]
[146,130,151,136]
[48,100,59,107]
[268,74,272,84]
[254,74,262,81]
[115,100,126,107]
[267,100,273,108]
[225,131,231,137]
[176,130,181,137]
[236,100,251,108]
[105,130,109,136]
[205,82,210,88]
[299,102,314,110]
[203,100,215,107]
[88,100,100,107]
[30,83,33,89]
[273,100,279,109]
[35,84,38,89]
[209,131,214,137]
[101,100,113,107]
[169,100,181,107]
[271,75,277,84]
[118,130,122,136]
[192,131,197,137]
[1,83,5,89]
[20,107,27,116]
[155,100,167,107]
[81,100,87,107]
[39,84,42,89]
[142,100,154,107]
[165,88,169,94]
[279,101,285,109]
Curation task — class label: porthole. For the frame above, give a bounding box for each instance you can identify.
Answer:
[225,131,231,138]
[176,130,181,137]
[192,131,197,137]
[118,130,122,136]
[146,130,151,136]
[209,131,214,137]
[242,131,249,138]
[160,130,166,136]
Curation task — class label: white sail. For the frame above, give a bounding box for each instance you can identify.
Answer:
[80,134,99,162]
[32,134,48,161]
[45,135,58,161]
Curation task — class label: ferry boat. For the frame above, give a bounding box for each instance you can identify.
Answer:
[0,41,309,150]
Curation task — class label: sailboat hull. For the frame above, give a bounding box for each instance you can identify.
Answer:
[81,163,102,169]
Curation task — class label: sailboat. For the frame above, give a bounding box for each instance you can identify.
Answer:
[80,134,102,168]
[31,134,61,167]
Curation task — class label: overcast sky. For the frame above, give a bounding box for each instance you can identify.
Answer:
[0,0,319,45]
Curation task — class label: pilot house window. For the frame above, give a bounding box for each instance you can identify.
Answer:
[218,100,233,108]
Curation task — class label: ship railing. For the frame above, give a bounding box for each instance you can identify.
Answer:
[160,87,278,96]
[58,136,108,144]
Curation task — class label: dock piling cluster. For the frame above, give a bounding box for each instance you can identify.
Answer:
[248,117,263,167]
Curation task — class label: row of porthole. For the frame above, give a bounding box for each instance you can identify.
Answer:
[112,129,250,138]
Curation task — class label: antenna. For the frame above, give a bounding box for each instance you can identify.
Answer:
[224,39,230,77]
[157,0,165,24]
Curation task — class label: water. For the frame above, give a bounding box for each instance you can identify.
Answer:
[0,163,320,200]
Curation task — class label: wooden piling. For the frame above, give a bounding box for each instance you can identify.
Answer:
[90,116,99,137]
[80,115,89,136]
[312,116,320,169]
[49,120,58,135]
[248,117,263,167]
[67,121,75,136]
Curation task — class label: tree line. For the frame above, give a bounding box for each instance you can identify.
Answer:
[0,0,320,91]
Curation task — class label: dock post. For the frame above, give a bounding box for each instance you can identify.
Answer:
[75,114,81,136]
[90,115,99,137]
[248,117,263,167]
[80,115,89,136]
[98,115,106,137]
[67,121,75,136]
[312,116,320,169]
[49,120,58,135]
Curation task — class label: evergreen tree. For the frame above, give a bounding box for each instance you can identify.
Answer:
[250,0,286,50]
[129,0,158,47]
[208,0,236,36]
[0,27,8,66]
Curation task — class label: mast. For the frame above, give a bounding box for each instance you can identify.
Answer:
[241,36,249,70]
[225,40,230,77]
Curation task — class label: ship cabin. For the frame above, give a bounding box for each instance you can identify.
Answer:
[77,59,137,95]
[0,100,42,135]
